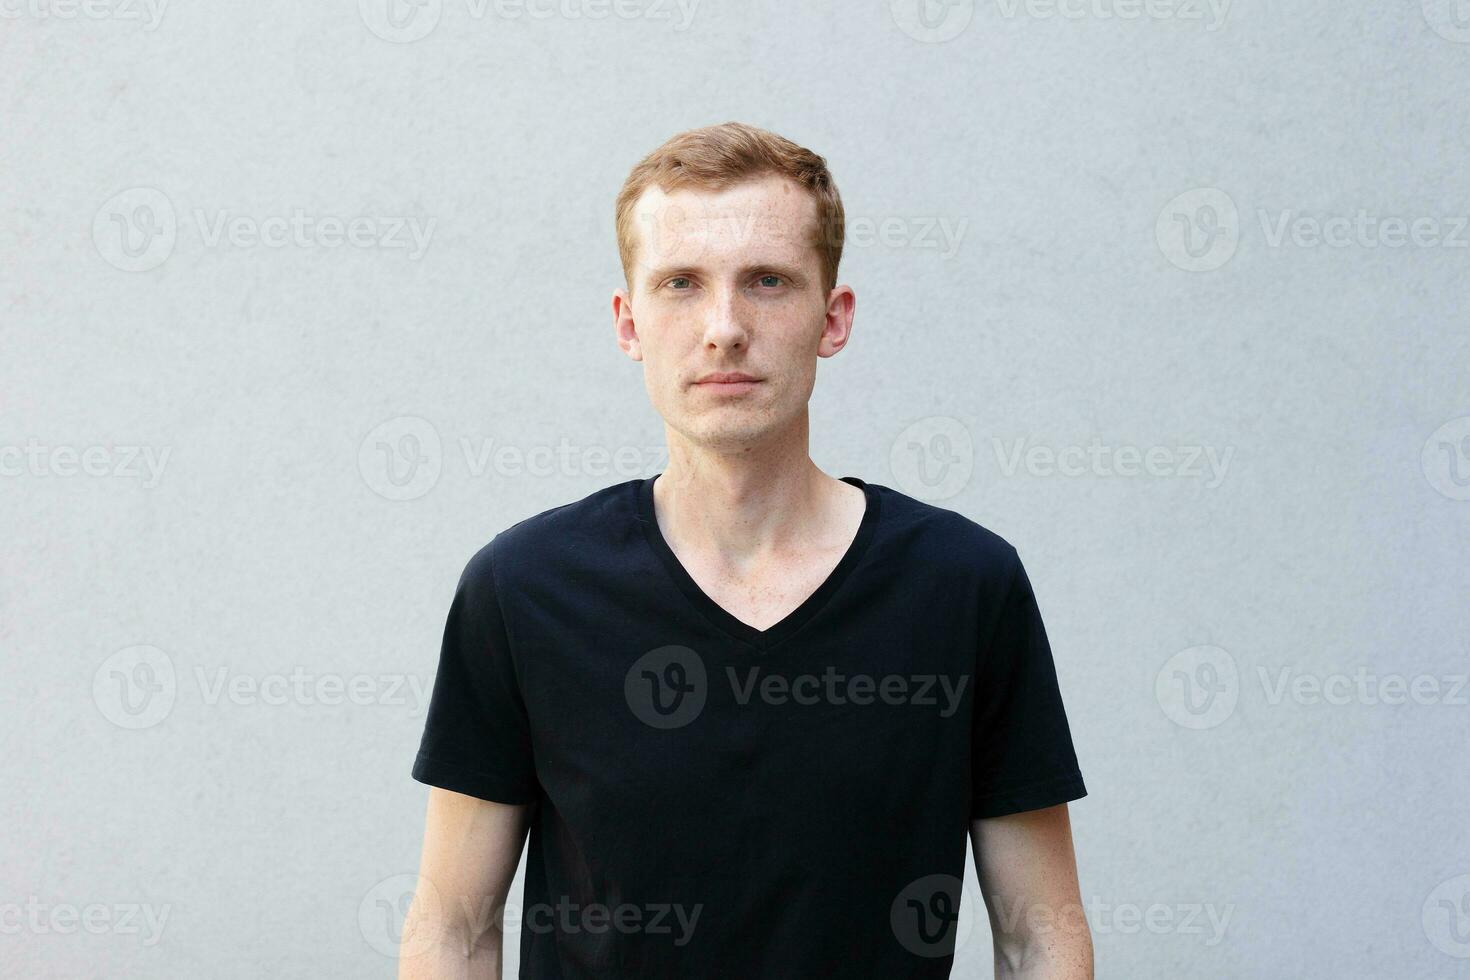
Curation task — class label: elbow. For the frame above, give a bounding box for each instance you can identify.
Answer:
[994,907,1093,979]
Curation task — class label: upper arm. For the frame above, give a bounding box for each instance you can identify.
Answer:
[408,787,533,951]
[403,541,543,974]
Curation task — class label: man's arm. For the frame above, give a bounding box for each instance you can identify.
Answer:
[399,787,533,980]
[970,802,1093,979]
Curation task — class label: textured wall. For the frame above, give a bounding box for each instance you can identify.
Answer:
[3,1,1468,976]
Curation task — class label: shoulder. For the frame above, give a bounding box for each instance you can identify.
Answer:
[865,480,1024,591]
[458,478,642,590]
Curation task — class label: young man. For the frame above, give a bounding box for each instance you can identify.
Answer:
[401,122,1092,979]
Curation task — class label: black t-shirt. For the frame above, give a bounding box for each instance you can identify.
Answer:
[411,474,1086,978]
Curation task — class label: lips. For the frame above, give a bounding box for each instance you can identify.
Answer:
[695,373,761,384]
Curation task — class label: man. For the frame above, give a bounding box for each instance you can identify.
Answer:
[401,122,1092,978]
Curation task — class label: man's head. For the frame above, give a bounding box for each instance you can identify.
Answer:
[612,122,855,457]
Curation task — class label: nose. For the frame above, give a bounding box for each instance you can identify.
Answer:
[701,285,748,351]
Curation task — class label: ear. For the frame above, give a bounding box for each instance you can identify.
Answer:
[817,285,856,358]
[613,287,643,362]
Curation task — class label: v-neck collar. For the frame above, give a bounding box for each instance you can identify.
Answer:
[635,472,881,652]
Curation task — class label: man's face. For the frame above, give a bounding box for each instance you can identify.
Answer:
[613,174,854,455]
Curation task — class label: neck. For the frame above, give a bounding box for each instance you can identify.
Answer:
[653,429,849,565]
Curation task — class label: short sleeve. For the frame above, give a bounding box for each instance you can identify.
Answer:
[411,541,540,804]
[970,551,1087,819]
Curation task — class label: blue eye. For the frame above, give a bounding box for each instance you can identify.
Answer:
[758,275,782,287]
[668,277,692,290]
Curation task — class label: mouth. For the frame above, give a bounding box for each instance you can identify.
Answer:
[693,372,762,393]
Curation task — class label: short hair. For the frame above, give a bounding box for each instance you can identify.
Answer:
[615,121,846,295]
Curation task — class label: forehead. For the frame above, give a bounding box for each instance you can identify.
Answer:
[628,174,820,270]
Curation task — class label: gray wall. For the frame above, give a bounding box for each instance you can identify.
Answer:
[4,1,1468,976]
